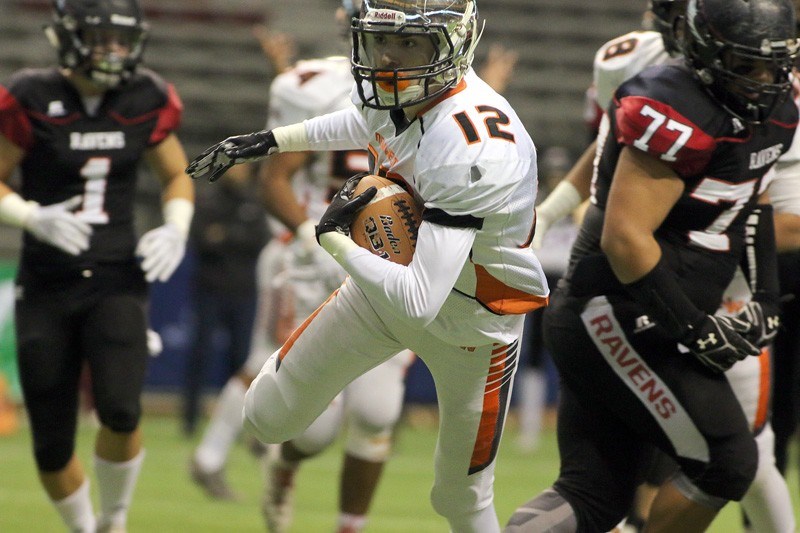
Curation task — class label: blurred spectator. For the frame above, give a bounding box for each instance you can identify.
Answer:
[182,165,270,436]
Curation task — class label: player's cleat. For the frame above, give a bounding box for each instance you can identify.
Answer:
[189,458,240,501]
[261,445,296,533]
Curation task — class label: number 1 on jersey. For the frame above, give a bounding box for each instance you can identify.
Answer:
[76,157,111,224]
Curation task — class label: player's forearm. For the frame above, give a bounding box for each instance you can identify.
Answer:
[324,222,473,327]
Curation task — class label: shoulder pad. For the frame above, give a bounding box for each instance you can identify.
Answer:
[593,31,670,112]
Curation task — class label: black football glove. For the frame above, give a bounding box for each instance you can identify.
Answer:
[315,174,377,243]
[683,315,761,373]
[185,130,278,182]
[735,300,781,348]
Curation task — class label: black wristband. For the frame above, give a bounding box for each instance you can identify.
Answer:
[623,256,706,340]
[742,204,780,306]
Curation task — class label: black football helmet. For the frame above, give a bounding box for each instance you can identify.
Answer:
[649,0,687,56]
[44,0,149,88]
[683,0,798,123]
[351,0,481,110]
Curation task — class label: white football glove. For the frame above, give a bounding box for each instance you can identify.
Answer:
[136,223,186,283]
[146,328,163,357]
[531,181,582,249]
[24,195,93,256]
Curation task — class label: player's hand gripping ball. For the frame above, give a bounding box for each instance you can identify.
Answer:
[350,175,422,265]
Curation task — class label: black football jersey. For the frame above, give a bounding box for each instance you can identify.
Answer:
[568,64,798,313]
[0,67,182,277]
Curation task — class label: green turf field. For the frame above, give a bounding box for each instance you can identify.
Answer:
[0,410,798,532]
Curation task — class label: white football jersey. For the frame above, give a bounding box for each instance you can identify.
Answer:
[304,70,549,345]
[593,30,671,112]
[266,56,369,235]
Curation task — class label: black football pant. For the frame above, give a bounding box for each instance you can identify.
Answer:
[772,250,800,481]
[16,279,148,472]
[541,290,757,532]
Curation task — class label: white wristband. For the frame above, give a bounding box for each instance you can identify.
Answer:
[0,192,36,228]
[295,218,318,254]
[536,180,583,223]
[319,231,359,265]
[163,197,194,239]
[272,123,310,152]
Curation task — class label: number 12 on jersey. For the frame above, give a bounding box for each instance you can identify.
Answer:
[453,106,516,145]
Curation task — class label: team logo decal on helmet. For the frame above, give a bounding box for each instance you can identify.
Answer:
[44,0,149,88]
[683,0,798,123]
[351,0,482,109]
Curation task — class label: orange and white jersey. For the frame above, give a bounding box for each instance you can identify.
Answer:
[304,69,549,346]
[266,56,368,235]
[593,30,671,112]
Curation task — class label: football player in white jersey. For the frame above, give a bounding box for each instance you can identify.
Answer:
[187,1,548,531]
[188,13,413,533]
[527,1,798,531]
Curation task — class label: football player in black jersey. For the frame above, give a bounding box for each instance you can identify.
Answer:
[505,0,798,531]
[0,1,194,531]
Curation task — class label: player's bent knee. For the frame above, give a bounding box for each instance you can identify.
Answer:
[243,374,303,443]
[429,480,487,522]
[697,433,758,501]
[34,439,75,472]
[243,395,297,444]
[96,404,140,433]
[344,424,392,462]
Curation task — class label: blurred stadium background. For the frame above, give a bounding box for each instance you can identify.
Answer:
[0,0,644,416]
[3,1,797,531]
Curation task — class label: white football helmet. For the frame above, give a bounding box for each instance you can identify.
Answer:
[351,0,482,109]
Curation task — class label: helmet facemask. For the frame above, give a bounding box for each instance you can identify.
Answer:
[709,45,796,124]
[351,0,481,110]
[45,0,148,89]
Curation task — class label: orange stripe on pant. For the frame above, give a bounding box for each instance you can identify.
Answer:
[277,288,340,368]
[754,347,772,434]
[469,341,517,474]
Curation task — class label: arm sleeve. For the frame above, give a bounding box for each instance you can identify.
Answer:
[341,221,476,326]
[303,106,370,152]
[741,204,780,303]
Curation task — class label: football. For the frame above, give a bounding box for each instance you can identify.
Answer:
[350,175,422,265]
